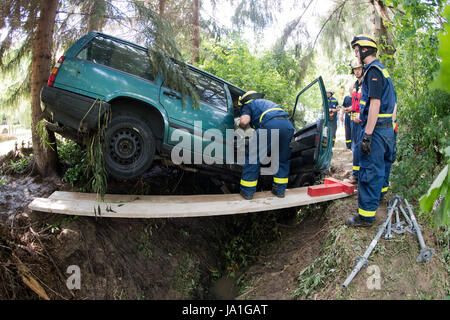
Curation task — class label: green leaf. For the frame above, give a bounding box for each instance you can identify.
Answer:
[445,146,450,158]
[432,189,449,227]
[432,5,450,92]
[419,164,448,213]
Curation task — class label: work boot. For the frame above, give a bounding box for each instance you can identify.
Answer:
[343,176,358,184]
[271,188,285,198]
[240,191,253,200]
[345,214,373,227]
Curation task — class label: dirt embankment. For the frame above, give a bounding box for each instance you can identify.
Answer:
[237,128,448,300]
[0,151,290,299]
[0,174,239,299]
[0,127,448,300]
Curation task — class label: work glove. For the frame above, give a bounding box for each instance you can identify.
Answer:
[361,133,372,155]
[393,120,399,133]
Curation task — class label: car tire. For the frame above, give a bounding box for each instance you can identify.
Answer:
[290,173,316,188]
[103,115,156,180]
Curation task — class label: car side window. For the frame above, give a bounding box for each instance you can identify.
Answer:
[188,71,228,111]
[77,36,155,82]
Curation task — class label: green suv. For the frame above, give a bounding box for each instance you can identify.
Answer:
[41,32,332,187]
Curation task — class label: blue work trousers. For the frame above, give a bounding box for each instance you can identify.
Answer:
[351,121,362,178]
[331,117,337,147]
[381,130,397,199]
[357,126,395,222]
[240,118,295,197]
[345,113,352,149]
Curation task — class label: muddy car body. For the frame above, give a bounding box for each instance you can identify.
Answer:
[41,32,332,187]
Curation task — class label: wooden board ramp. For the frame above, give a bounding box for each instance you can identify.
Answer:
[28,179,354,219]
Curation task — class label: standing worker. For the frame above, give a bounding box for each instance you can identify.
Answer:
[342,89,353,150]
[238,91,295,200]
[327,90,339,147]
[345,60,364,184]
[346,34,396,227]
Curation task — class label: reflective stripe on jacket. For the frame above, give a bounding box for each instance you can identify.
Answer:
[359,59,397,127]
[243,99,289,129]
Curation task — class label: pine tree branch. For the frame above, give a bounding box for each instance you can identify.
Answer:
[312,0,349,50]
[1,67,31,108]
[56,10,121,20]
[273,0,315,51]
[0,31,12,66]
[0,35,32,73]
[132,0,201,108]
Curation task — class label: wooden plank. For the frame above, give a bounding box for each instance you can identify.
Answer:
[29,187,354,219]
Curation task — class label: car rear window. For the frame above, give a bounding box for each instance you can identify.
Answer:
[77,36,155,81]
[188,70,228,111]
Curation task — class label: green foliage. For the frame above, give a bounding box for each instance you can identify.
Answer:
[138,223,157,258]
[57,99,110,198]
[0,177,8,187]
[437,226,450,282]
[387,1,449,216]
[221,212,280,276]
[35,120,55,151]
[317,0,372,57]
[294,226,346,299]
[199,37,296,108]
[85,101,111,199]
[433,5,450,92]
[419,146,450,227]
[231,0,282,33]
[133,0,201,109]
[58,139,88,186]
[391,90,450,203]
[0,38,32,116]
[10,156,32,174]
[57,101,110,199]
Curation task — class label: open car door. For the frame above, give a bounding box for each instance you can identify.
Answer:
[289,76,332,178]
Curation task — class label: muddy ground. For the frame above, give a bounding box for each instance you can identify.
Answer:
[0,127,448,300]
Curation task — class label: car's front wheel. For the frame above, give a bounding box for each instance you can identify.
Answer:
[290,172,317,188]
[103,115,155,180]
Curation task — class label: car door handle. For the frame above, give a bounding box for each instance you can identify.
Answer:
[163,91,181,99]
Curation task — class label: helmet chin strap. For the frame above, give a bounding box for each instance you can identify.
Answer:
[358,45,376,65]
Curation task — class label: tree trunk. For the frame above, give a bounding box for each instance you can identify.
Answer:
[87,0,106,32]
[192,0,200,64]
[30,0,59,177]
[371,0,395,57]
[159,0,166,16]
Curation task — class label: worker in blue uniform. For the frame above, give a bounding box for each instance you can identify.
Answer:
[344,59,364,185]
[238,91,295,200]
[341,88,353,150]
[327,90,339,147]
[346,34,396,227]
